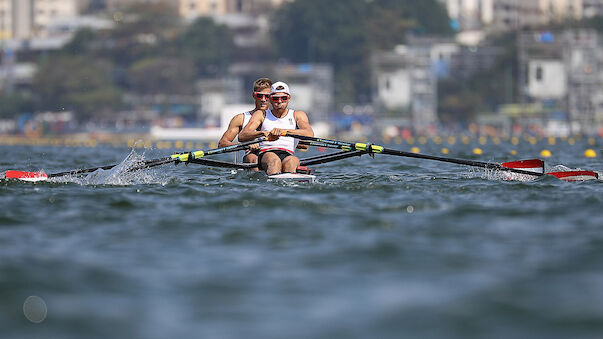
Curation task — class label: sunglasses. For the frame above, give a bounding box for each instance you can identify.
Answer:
[271,95,289,102]
[254,92,270,100]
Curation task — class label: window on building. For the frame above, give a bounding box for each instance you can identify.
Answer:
[535,66,543,81]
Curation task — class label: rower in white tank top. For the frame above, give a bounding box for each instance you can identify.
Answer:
[259,109,299,154]
[235,111,253,142]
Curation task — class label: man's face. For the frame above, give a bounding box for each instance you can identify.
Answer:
[270,92,290,110]
[253,88,271,110]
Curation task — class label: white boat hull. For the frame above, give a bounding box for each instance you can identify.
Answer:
[267,173,316,183]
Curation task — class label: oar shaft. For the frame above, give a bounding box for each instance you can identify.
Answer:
[301,150,365,166]
[286,133,543,177]
[380,148,543,176]
[170,137,266,162]
[46,137,265,178]
[299,140,344,150]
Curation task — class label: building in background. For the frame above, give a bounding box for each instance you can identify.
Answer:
[178,0,294,58]
[518,30,601,135]
[272,63,333,123]
[583,0,603,17]
[197,76,244,126]
[372,38,458,132]
[440,0,586,35]
[449,44,505,79]
[178,0,291,19]
[0,0,34,39]
[0,0,88,39]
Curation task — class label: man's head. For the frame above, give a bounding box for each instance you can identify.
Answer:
[252,77,272,110]
[270,81,290,109]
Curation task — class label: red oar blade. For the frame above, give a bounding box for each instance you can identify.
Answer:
[501,159,545,174]
[546,171,599,182]
[4,170,49,182]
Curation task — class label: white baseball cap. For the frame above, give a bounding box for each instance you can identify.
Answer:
[270,81,290,95]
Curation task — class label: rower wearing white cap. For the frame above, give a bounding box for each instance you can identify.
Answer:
[239,81,314,175]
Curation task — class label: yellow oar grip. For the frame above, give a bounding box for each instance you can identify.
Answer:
[171,150,205,162]
[354,143,383,153]
[171,154,188,162]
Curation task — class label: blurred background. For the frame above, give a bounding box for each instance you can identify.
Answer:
[1,0,603,145]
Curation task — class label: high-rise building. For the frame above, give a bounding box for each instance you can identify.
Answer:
[0,0,86,39]
[178,0,292,20]
[0,0,34,39]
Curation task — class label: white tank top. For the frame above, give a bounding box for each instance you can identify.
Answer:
[259,109,298,154]
[242,111,252,128]
[235,111,253,142]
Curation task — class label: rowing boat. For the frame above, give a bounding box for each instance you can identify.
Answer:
[2,134,599,183]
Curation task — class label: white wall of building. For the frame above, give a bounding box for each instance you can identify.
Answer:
[376,69,411,109]
[287,83,312,113]
[430,43,460,64]
[34,0,82,35]
[527,59,567,99]
[0,0,85,39]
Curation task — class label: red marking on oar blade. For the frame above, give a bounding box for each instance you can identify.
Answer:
[501,159,544,174]
[4,170,49,181]
[546,171,598,181]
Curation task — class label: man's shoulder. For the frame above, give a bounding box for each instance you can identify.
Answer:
[229,112,246,124]
[251,109,267,118]
[293,110,308,117]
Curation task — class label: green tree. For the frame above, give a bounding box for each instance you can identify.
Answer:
[271,0,452,104]
[438,79,483,124]
[365,0,453,50]
[271,0,370,103]
[61,28,99,56]
[438,32,518,124]
[177,17,235,76]
[128,56,196,95]
[104,1,182,66]
[0,92,34,118]
[33,55,123,119]
[272,0,367,65]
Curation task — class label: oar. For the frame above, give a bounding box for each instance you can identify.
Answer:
[285,133,599,180]
[4,137,266,181]
[300,150,366,166]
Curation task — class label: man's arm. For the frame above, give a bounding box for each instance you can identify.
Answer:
[218,113,244,148]
[238,110,267,142]
[266,110,314,141]
[292,110,314,137]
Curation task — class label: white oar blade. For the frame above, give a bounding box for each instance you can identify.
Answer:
[546,171,599,182]
[501,159,545,174]
[4,170,49,182]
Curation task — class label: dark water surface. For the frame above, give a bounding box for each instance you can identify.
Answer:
[1,140,602,339]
